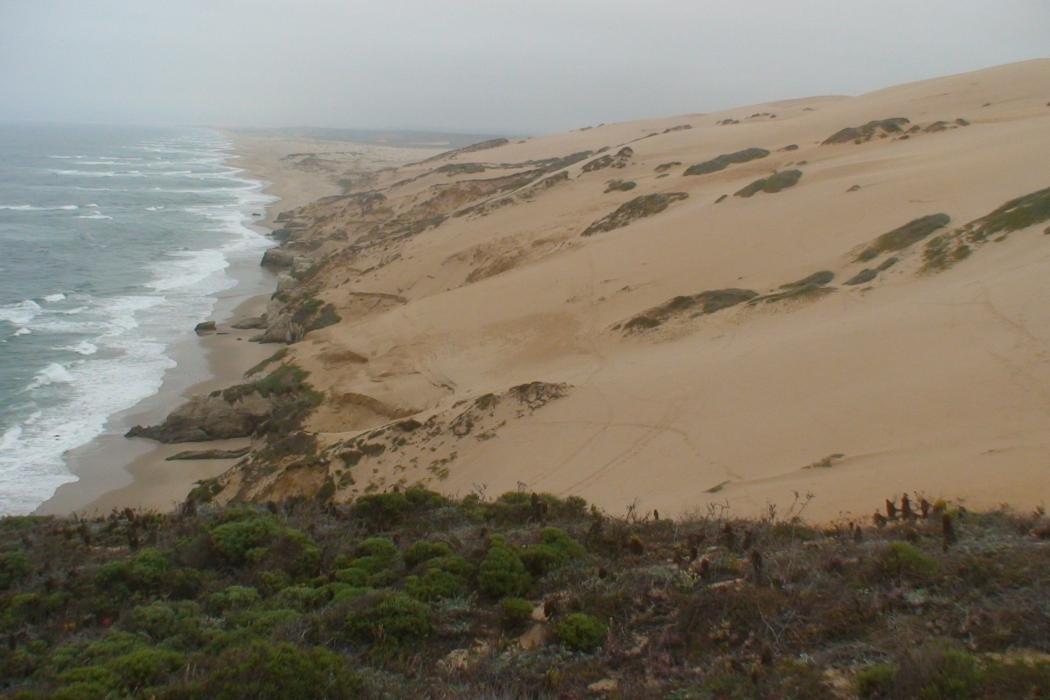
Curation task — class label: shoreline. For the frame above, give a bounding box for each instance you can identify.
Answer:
[34,130,441,517]
[36,145,285,516]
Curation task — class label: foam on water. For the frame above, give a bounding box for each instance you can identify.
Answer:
[27,363,74,389]
[0,127,275,514]
[0,299,42,326]
[0,204,79,211]
[63,340,99,355]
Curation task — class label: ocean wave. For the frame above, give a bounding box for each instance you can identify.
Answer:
[0,204,79,211]
[49,169,145,177]
[146,249,229,292]
[43,293,66,303]
[13,327,31,337]
[0,300,42,326]
[77,213,113,220]
[62,340,99,356]
[0,425,22,451]
[28,363,74,389]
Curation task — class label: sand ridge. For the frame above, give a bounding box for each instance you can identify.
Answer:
[144,59,1050,521]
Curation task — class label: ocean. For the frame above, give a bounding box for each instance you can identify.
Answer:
[0,124,273,515]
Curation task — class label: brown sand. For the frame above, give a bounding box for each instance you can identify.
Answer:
[207,59,1050,522]
[42,60,1050,522]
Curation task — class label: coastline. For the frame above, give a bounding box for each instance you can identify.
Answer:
[35,139,291,516]
[36,264,275,516]
[34,130,442,516]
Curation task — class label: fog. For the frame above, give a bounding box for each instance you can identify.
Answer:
[1,0,1047,134]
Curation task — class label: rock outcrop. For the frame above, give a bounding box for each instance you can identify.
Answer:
[127,392,272,443]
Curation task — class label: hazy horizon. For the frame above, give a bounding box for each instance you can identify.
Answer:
[1,0,1048,135]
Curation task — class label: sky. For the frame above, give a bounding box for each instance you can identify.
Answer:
[0,0,1047,135]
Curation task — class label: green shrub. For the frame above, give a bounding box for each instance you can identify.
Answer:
[257,569,291,595]
[555,613,607,652]
[52,681,114,700]
[347,592,431,647]
[266,527,321,579]
[341,537,401,586]
[405,540,453,567]
[917,649,982,700]
[126,601,204,644]
[500,597,534,629]
[406,567,467,601]
[980,658,1050,698]
[856,663,897,698]
[272,585,325,611]
[209,513,280,565]
[96,548,170,594]
[351,492,410,528]
[520,527,586,577]
[57,665,119,689]
[105,646,184,690]
[203,640,361,700]
[208,585,261,613]
[166,567,206,599]
[50,632,143,671]
[230,608,300,635]
[478,541,531,597]
[6,591,66,624]
[0,550,31,590]
[882,541,939,580]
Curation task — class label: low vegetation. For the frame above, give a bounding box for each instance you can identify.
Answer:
[734,169,803,198]
[855,213,950,262]
[581,192,689,237]
[683,147,769,176]
[619,288,758,332]
[823,118,911,145]
[1,491,1047,698]
[780,271,834,289]
[845,268,879,286]
[581,147,633,173]
[603,179,636,193]
[923,186,1050,272]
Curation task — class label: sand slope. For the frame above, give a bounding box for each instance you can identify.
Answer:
[206,60,1050,521]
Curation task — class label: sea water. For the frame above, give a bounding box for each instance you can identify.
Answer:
[0,124,273,514]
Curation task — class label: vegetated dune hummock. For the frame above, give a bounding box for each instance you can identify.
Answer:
[149,59,1050,521]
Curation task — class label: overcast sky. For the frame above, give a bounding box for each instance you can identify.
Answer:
[1,0,1047,134]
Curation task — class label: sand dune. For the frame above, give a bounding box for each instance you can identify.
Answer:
[191,60,1050,521]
